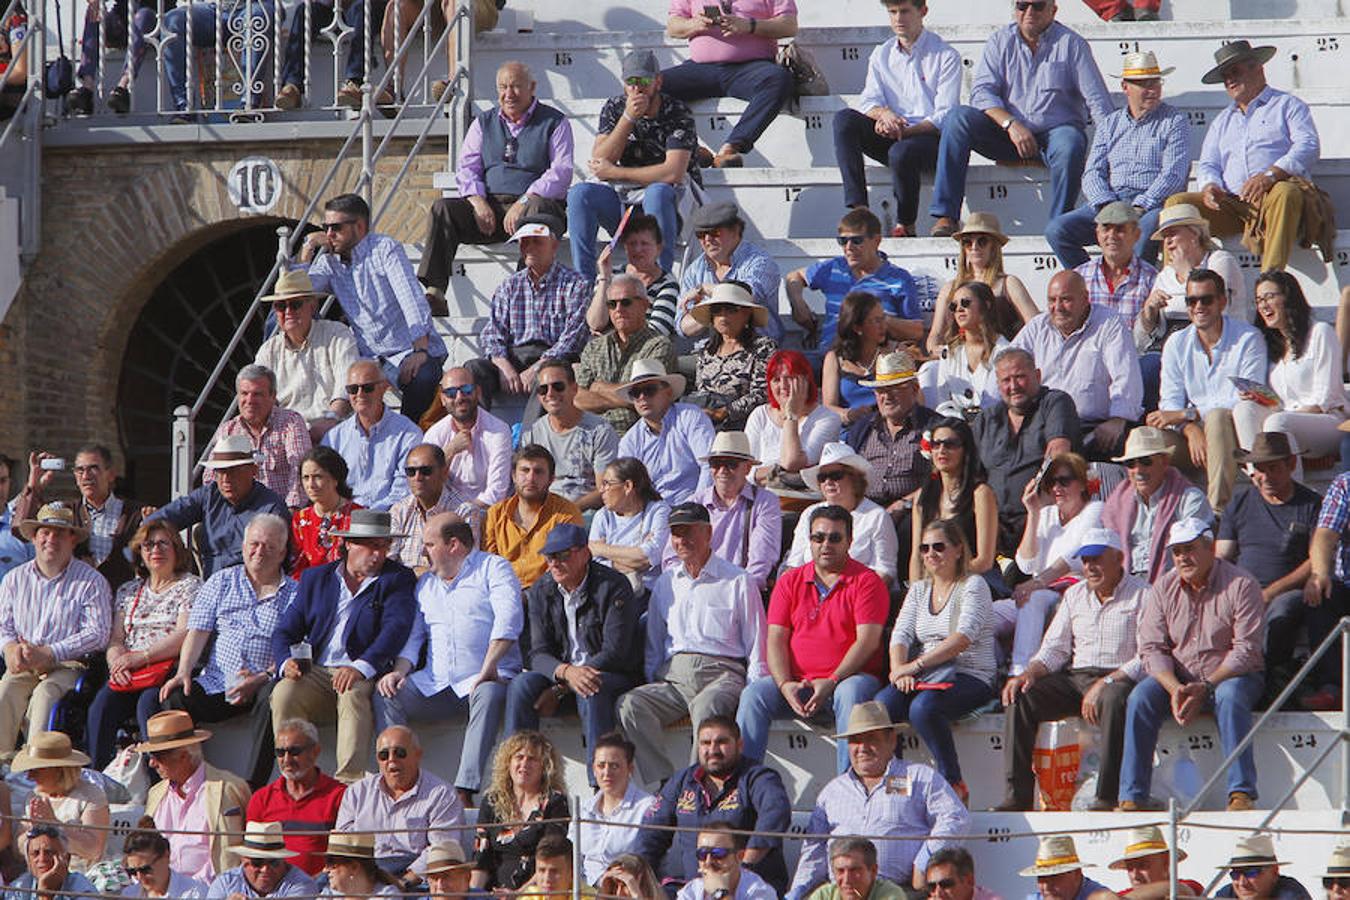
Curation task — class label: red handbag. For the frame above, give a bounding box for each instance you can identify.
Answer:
[109,583,177,693]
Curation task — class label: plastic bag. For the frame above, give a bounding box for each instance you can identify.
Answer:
[1033,720,1081,811]
[102,746,149,807]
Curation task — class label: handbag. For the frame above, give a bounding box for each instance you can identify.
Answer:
[776,40,829,97]
[43,2,73,99]
[109,583,176,693]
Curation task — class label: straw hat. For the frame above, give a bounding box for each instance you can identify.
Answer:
[230,822,299,860]
[1202,40,1277,85]
[951,212,1009,247]
[1020,835,1093,878]
[698,431,760,465]
[1108,825,1188,869]
[330,509,408,540]
[324,832,376,860]
[1150,203,1219,248]
[802,442,878,494]
[1111,426,1174,463]
[830,701,901,740]
[202,435,261,471]
[1323,844,1350,878]
[131,710,212,753]
[424,842,473,874]
[689,281,769,329]
[17,501,90,542]
[859,350,919,389]
[1216,833,1288,869]
[1114,50,1175,80]
[619,359,686,403]
[11,732,91,773]
[260,269,325,303]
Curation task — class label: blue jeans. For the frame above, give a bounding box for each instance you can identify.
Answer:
[78,0,157,82]
[279,0,369,89]
[86,682,162,769]
[832,108,940,226]
[388,352,445,423]
[1119,672,1264,803]
[1045,201,1164,268]
[504,670,636,784]
[567,181,678,281]
[659,58,793,153]
[929,105,1088,221]
[736,673,883,774]
[161,0,276,110]
[874,673,992,784]
[1266,587,1347,691]
[1140,351,1162,413]
[373,678,506,791]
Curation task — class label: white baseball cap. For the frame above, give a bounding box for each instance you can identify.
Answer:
[1072,528,1124,558]
[1166,517,1213,548]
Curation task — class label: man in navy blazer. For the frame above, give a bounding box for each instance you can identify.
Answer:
[267,509,417,782]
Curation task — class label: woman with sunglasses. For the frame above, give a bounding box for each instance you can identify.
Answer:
[587,214,682,338]
[590,457,670,594]
[822,292,894,427]
[290,446,361,578]
[86,522,200,770]
[926,213,1037,356]
[320,834,402,900]
[909,418,999,590]
[471,731,570,891]
[120,822,209,899]
[1010,453,1103,675]
[919,282,1009,420]
[746,350,841,484]
[877,519,995,805]
[1233,270,1348,458]
[689,282,777,431]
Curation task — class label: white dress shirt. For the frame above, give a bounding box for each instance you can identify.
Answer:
[1159,316,1268,416]
[579,782,656,884]
[318,571,376,677]
[645,553,768,681]
[1012,305,1143,423]
[857,28,962,128]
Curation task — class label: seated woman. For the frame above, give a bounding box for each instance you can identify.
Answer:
[1234,270,1348,458]
[580,733,655,886]
[746,350,841,485]
[590,458,670,594]
[597,854,663,900]
[321,833,402,899]
[782,443,899,587]
[13,732,110,872]
[471,731,570,892]
[1011,453,1103,675]
[876,518,995,806]
[688,282,777,431]
[918,281,1009,420]
[587,214,682,338]
[926,213,1037,357]
[120,821,210,899]
[1136,203,1246,354]
[291,446,361,577]
[909,417,1000,593]
[822,291,894,429]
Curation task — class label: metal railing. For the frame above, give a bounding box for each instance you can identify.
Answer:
[1,0,44,263]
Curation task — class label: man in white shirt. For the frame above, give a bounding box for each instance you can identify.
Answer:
[676,824,778,900]
[423,367,514,514]
[832,0,960,237]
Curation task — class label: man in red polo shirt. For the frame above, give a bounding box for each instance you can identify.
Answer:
[245,718,346,875]
[735,504,888,774]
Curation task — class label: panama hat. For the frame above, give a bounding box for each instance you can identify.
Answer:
[1115,50,1175,80]
[1323,844,1350,878]
[261,269,326,303]
[330,508,408,540]
[951,212,1009,247]
[1111,426,1174,463]
[230,822,299,860]
[619,359,686,403]
[424,842,473,874]
[689,281,769,328]
[18,501,90,542]
[698,431,760,465]
[324,832,376,860]
[1108,825,1188,869]
[1216,833,1288,869]
[859,350,919,389]
[1150,203,1220,248]
[1202,40,1277,85]
[11,732,91,773]
[202,435,261,471]
[131,710,212,753]
[802,442,878,494]
[1020,835,1094,878]
[831,701,901,740]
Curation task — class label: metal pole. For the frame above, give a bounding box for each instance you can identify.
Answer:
[1167,798,1178,900]
[360,81,374,208]
[571,795,582,900]
[1342,622,1348,813]
[171,405,194,500]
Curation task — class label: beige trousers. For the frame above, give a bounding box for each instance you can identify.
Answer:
[271,664,376,781]
[1163,408,1240,512]
[0,664,84,753]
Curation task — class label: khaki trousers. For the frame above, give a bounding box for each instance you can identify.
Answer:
[1165,185,1303,271]
[271,665,375,781]
[0,664,83,752]
[1163,408,1239,511]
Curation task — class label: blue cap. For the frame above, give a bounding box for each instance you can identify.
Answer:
[541,522,588,556]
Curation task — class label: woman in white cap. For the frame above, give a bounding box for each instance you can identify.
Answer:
[781,443,898,586]
[919,281,1011,419]
[821,291,894,426]
[689,281,777,431]
[13,732,109,872]
[1136,203,1245,355]
[590,457,671,593]
[926,213,1037,356]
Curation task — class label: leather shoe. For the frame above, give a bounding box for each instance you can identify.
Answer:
[1083,798,1114,812]
[1117,798,1165,812]
[1227,791,1254,811]
[931,217,959,238]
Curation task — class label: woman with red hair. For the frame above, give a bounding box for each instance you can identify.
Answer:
[745,350,841,484]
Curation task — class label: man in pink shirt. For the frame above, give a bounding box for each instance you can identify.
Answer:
[663,0,798,168]
[424,367,513,514]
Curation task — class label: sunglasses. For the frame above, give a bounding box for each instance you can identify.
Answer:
[272,299,309,312]
[624,76,655,87]
[141,539,173,552]
[1231,866,1267,880]
[274,744,312,758]
[816,469,851,483]
[960,235,991,249]
[606,296,642,309]
[244,858,287,870]
[536,381,568,396]
[404,465,438,478]
[927,879,958,894]
[1185,293,1218,307]
[321,219,357,232]
[809,532,846,545]
[1047,475,1078,487]
[502,135,519,164]
[631,383,664,399]
[1124,456,1158,469]
[695,847,733,862]
[708,457,743,471]
[123,858,161,878]
[929,437,963,450]
[947,297,974,313]
[545,547,579,563]
[441,384,475,398]
[836,235,868,247]
[696,229,723,240]
[377,746,410,761]
[346,382,379,395]
[918,541,948,554]
[708,303,741,317]
[1015,0,1047,10]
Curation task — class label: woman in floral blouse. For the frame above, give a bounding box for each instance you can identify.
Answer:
[689,281,776,431]
[290,446,360,577]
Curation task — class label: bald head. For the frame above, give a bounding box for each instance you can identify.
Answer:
[346,359,389,417]
[497,60,536,121]
[1046,270,1091,336]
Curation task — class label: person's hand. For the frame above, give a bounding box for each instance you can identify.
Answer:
[21,643,55,674]
[469,663,498,694]
[892,674,917,693]
[1007,121,1038,159]
[1140,289,1170,330]
[494,358,524,395]
[281,658,304,680]
[36,860,67,894]
[331,665,363,693]
[468,195,497,237]
[801,677,836,716]
[588,157,619,181]
[688,12,717,35]
[226,669,264,705]
[873,110,904,139]
[160,671,191,702]
[140,504,158,520]
[718,13,752,36]
[377,669,406,699]
[1170,681,1207,726]
[1012,578,1040,608]
[780,680,810,717]
[1239,170,1274,207]
[1002,672,1033,707]
[25,451,57,491]
[891,659,921,682]
[27,793,55,823]
[623,89,650,122]
[502,199,528,237]
[1081,678,1106,726]
[398,350,427,387]
[1304,572,1331,608]
[445,428,473,459]
[109,648,139,684]
[520,362,541,390]
[1183,422,1207,469]
[790,306,819,344]
[603,866,640,898]
[1144,408,1186,429]
[596,243,614,279]
[1200,183,1229,212]
[780,375,808,418]
[1021,475,1045,514]
[1092,417,1129,454]
[3,641,24,673]
[562,664,603,698]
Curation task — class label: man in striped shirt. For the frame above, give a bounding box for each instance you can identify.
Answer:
[0,501,111,753]
[204,364,312,509]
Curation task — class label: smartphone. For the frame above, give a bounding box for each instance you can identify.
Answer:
[703,4,723,21]
[39,458,66,471]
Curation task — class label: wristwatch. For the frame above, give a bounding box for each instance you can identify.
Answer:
[1002,117,1016,131]
[1102,675,1116,686]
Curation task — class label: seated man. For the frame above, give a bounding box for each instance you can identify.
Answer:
[253,269,359,441]
[483,445,584,590]
[1299,466,1350,712]
[1145,268,1267,512]
[568,49,698,282]
[1319,845,1349,900]
[789,703,968,900]
[417,61,572,306]
[928,0,1112,235]
[320,359,425,511]
[576,274,678,435]
[660,432,782,595]
[269,509,416,783]
[388,444,457,571]
[808,838,908,900]
[677,824,778,900]
[376,513,521,801]
[425,843,475,900]
[303,194,447,422]
[637,716,791,895]
[737,505,888,774]
[1214,834,1311,900]
[621,502,768,785]
[1167,41,1322,272]
[335,725,466,885]
[923,847,1005,900]
[524,358,620,512]
[616,360,716,507]
[1019,836,1116,900]
[997,528,1146,812]
[1046,52,1189,268]
[971,347,1079,550]
[1107,825,1200,898]
[5,825,96,900]
[466,215,591,412]
[1072,204,1159,330]
[784,209,924,352]
[139,710,251,882]
[517,836,595,900]
[662,0,797,169]
[832,0,960,237]
[245,718,346,875]
[1119,518,1265,812]
[205,364,312,509]
[505,523,642,778]
[423,367,513,512]
[208,821,318,899]
[678,203,785,343]
[0,502,111,753]
[1011,271,1142,461]
[146,435,290,577]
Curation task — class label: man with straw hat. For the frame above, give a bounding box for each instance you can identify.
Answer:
[1107,825,1199,898]
[1213,833,1310,900]
[1321,844,1350,899]
[616,359,715,506]
[1046,51,1188,269]
[0,500,110,756]
[424,842,476,900]
[210,821,318,899]
[1019,835,1114,900]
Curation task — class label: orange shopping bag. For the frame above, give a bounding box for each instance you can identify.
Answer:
[1032,720,1081,811]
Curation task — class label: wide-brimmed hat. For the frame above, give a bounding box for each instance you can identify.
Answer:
[859,350,919,389]
[698,431,760,465]
[1234,432,1303,465]
[230,822,299,860]
[831,700,900,739]
[1216,833,1288,869]
[324,832,376,860]
[1150,203,1219,248]
[1324,844,1350,878]
[202,435,261,471]
[261,268,326,303]
[620,359,686,402]
[1020,835,1093,878]
[1115,50,1175,80]
[802,442,877,494]
[1112,426,1174,463]
[951,212,1009,247]
[1202,40,1277,85]
[1108,826,1188,869]
[689,281,769,328]
[424,842,472,874]
[330,509,408,540]
[11,732,91,772]
[132,710,212,753]
[17,501,90,542]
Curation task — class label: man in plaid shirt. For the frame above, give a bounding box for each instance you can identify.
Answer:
[205,364,312,509]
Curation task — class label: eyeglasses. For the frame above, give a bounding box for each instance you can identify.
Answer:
[72,464,103,475]
[696,229,723,240]
[624,76,655,87]
[927,879,958,894]
[377,746,410,761]
[1015,0,1047,10]
[1324,877,1350,889]
[243,858,287,870]
[708,458,743,471]
[321,219,357,232]
[1185,293,1218,307]
[147,748,179,760]
[272,299,309,312]
[836,235,868,247]
[708,303,740,317]
[274,744,312,758]
[441,384,475,398]
[123,857,162,878]
[1047,475,1078,487]
[1254,291,1284,305]
[947,297,974,313]
[918,541,948,554]
[809,532,846,545]
[600,479,624,489]
[929,437,963,450]
[1231,866,1267,881]
[607,296,642,309]
[816,469,851,483]
[631,383,663,399]
[404,465,438,478]
[1123,457,1158,469]
[960,235,991,249]
[536,381,568,396]
[695,847,733,862]
[346,382,379,395]
[545,547,579,563]
[141,539,173,552]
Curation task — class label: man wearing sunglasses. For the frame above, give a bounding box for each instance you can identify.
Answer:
[576,274,678,435]
[923,846,1002,900]
[1320,845,1350,900]
[675,824,778,900]
[388,444,458,572]
[928,0,1113,237]
[424,367,513,513]
[1213,833,1310,900]
[246,719,345,875]
[523,359,620,512]
[320,359,424,511]
[616,360,716,507]
[210,821,318,899]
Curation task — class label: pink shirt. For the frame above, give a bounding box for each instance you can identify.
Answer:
[424,408,514,507]
[1140,556,1266,682]
[668,0,796,64]
[155,763,214,883]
